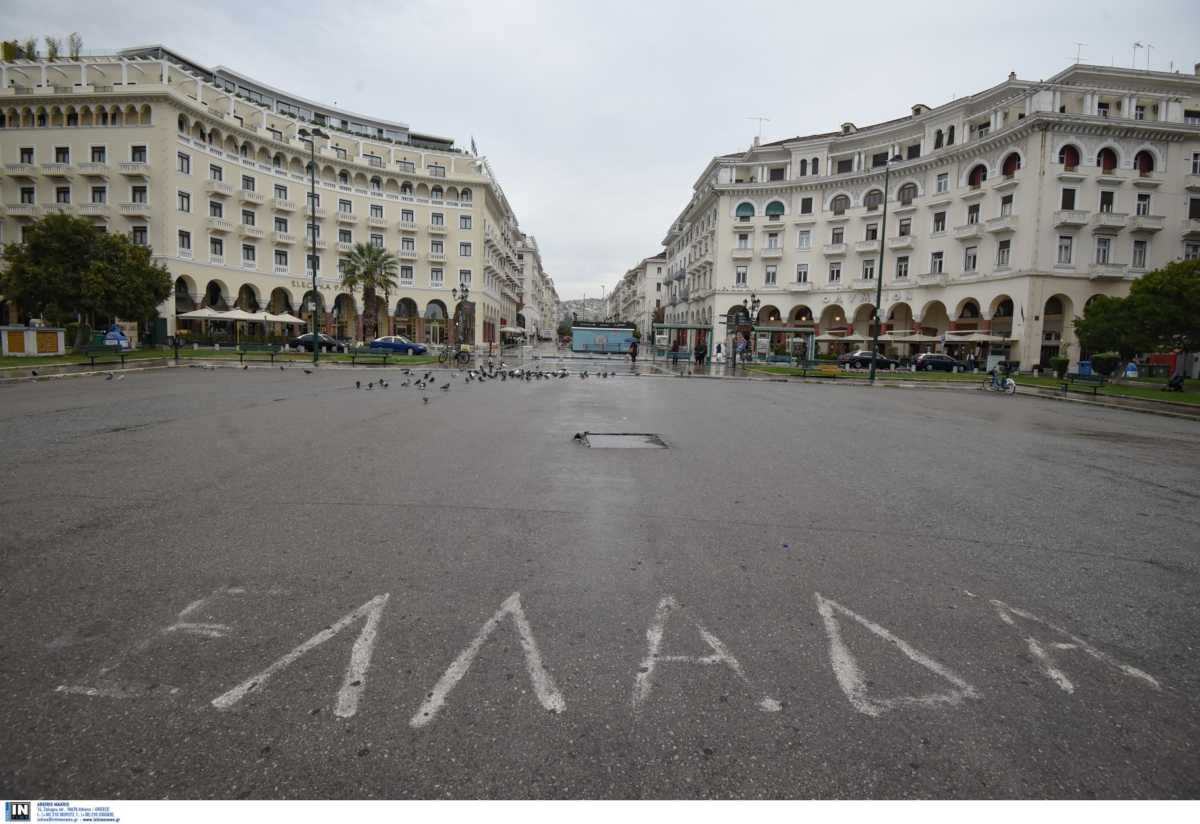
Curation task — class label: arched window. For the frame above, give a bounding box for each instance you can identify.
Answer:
[830,194,850,215]
[968,164,987,188]
[959,301,980,319]
[1096,147,1117,173]
[1002,152,1021,177]
[431,186,443,201]
[946,125,955,145]
[338,171,349,185]
[735,202,755,221]
[765,200,785,220]
[798,159,808,176]
[400,182,413,196]
[273,153,284,169]
[460,188,472,202]
[811,157,819,175]
[863,189,883,211]
[1058,144,1080,169]
[933,129,943,149]
[370,176,382,191]
[1134,150,1154,176]
[897,182,918,205]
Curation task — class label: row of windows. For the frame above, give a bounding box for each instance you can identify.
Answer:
[174,191,474,229]
[177,230,473,258]
[12,144,146,164]
[11,184,146,204]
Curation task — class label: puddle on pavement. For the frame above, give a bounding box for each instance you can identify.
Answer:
[581,433,668,449]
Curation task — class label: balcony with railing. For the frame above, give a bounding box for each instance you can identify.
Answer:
[241,258,257,270]
[953,222,984,241]
[887,234,914,250]
[1128,214,1164,233]
[398,249,418,260]
[239,224,264,238]
[4,203,37,217]
[367,216,388,229]
[854,239,881,254]
[78,203,109,217]
[760,245,784,259]
[399,219,417,232]
[272,198,296,211]
[731,247,753,260]
[1091,212,1128,232]
[986,215,1018,233]
[271,231,297,244]
[119,201,150,216]
[178,247,193,260]
[1089,262,1127,279]
[119,161,150,176]
[209,255,225,266]
[336,210,359,224]
[428,251,446,262]
[206,217,233,233]
[304,204,327,219]
[428,222,448,234]
[5,162,36,176]
[1054,209,1089,228]
[239,188,265,204]
[1181,219,1200,239]
[822,243,848,256]
[205,180,234,197]
[41,163,75,176]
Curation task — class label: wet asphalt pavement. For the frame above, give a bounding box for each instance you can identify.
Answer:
[0,363,1197,799]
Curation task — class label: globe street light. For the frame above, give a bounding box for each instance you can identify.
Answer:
[738,291,760,369]
[451,283,470,355]
[298,127,328,364]
[869,154,904,383]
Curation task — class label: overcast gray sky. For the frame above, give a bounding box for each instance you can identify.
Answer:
[7,0,1199,299]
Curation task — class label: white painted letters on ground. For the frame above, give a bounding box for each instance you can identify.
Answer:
[409,592,565,729]
[991,599,1161,694]
[211,593,390,717]
[632,595,781,713]
[815,593,981,718]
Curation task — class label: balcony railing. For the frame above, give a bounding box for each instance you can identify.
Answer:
[887,235,914,250]
[4,203,37,217]
[336,211,358,224]
[178,248,193,260]
[1089,262,1127,279]
[272,198,296,211]
[1181,219,1200,239]
[119,201,150,215]
[239,224,264,238]
[274,264,289,275]
[1128,214,1164,233]
[399,219,417,231]
[42,163,75,176]
[822,243,848,256]
[761,246,784,259]
[78,203,109,217]
[206,217,233,233]
[5,163,36,176]
[854,239,881,253]
[209,255,225,266]
[428,252,446,262]
[239,189,265,204]
[241,259,257,270]
[119,161,150,175]
[986,215,1018,233]
[398,249,418,260]
[205,180,234,197]
[272,231,296,244]
[337,241,354,253]
[367,216,388,228]
[731,247,753,260]
[1053,209,1089,227]
[79,161,109,176]
[428,223,448,234]
[1091,211,1128,232]
[953,222,984,240]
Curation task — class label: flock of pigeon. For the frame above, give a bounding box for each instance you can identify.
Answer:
[341,364,619,403]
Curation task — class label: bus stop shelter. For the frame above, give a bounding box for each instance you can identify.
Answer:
[651,323,712,365]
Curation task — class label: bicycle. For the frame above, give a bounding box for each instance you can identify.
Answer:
[981,369,1017,395]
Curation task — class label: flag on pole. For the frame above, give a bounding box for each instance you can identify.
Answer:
[470,136,478,156]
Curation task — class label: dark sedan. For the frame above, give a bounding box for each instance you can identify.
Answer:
[838,349,899,370]
[289,333,346,353]
[369,335,428,355]
[915,352,966,372]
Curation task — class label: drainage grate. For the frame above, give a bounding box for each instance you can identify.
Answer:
[578,432,668,449]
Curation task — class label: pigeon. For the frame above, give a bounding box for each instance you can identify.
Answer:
[356,380,361,389]
[368,382,374,390]
[440,384,450,392]
[31,370,38,377]
[116,374,126,381]
[422,396,430,405]
[242,364,248,370]
[303,369,313,374]
[280,365,285,371]
[380,380,388,389]
[105,372,114,381]
[400,380,410,387]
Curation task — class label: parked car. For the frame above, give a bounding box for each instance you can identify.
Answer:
[369,335,428,355]
[838,349,899,370]
[915,352,966,372]
[289,332,346,353]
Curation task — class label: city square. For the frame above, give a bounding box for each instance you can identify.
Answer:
[0,364,1197,799]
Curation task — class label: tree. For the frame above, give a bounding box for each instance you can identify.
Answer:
[1074,294,1146,362]
[339,243,399,343]
[0,214,171,347]
[44,36,60,61]
[21,36,38,60]
[556,320,571,339]
[1,41,19,61]
[1126,259,1200,354]
[67,32,82,60]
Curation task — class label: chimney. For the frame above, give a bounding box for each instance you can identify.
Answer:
[752,135,760,147]
[1008,71,1017,81]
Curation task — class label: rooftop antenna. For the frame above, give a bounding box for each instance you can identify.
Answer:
[1071,42,1087,64]
[1132,42,1143,69]
[1145,43,1153,70]
[747,116,770,144]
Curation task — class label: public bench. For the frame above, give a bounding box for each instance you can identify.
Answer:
[350,347,391,366]
[82,344,128,367]
[1062,373,1106,396]
[795,360,841,379]
[236,343,280,364]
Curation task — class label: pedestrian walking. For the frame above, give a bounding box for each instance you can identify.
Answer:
[694,340,706,367]
[628,338,639,365]
[967,351,977,372]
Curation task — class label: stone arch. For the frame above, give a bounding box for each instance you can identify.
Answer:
[224,135,238,154]
[353,171,368,188]
[332,293,359,339]
[863,188,884,211]
[1057,142,1081,168]
[384,178,400,194]
[322,165,338,184]
[394,296,419,338]
[757,304,781,323]
[896,181,919,204]
[989,294,1015,337]
[446,186,459,201]
[819,303,847,329]
[191,121,206,141]
[955,297,982,319]
[268,287,295,314]
[914,299,948,333]
[207,125,222,145]
[78,105,93,126]
[239,141,253,158]
[851,303,877,335]
[827,192,852,213]
[885,301,913,331]
[369,175,383,192]
[734,201,755,219]
[789,304,814,323]
[236,283,262,312]
[174,276,198,313]
[1001,151,1022,177]
[288,157,305,175]
[272,152,286,169]
[49,105,64,128]
[459,187,472,203]
[401,181,414,197]
[202,278,231,310]
[1095,145,1119,172]
[966,163,988,188]
[431,185,444,201]
[257,146,271,164]
[1133,148,1157,175]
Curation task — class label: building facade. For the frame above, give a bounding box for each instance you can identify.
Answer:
[659,63,1200,367]
[515,232,558,340]
[610,253,665,340]
[0,46,534,347]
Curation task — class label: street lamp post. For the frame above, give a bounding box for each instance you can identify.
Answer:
[451,283,470,357]
[298,127,328,365]
[869,154,904,383]
[737,292,760,370]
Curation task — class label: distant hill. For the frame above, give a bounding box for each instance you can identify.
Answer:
[559,297,605,323]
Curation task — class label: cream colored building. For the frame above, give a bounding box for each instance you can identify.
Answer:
[0,45,533,348]
[611,253,665,340]
[659,63,1200,367]
[515,231,557,339]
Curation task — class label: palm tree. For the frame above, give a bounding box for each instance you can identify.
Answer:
[340,243,399,344]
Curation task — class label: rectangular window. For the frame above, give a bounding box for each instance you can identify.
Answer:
[1185,243,1200,261]
[429,240,444,255]
[459,215,472,230]
[275,250,288,267]
[178,230,191,251]
[131,226,147,246]
[1095,237,1111,264]
[274,217,288,233]
[936,173,948,193]
[836,158,853,174]
[370,204,384,219]
[177,152,190,174]
[769,167,785,181]
[898,218,911,237]
[177,191,190,212]
[209,164,223,182]
[274,184,288,200]
[1132,240,1147,269]
[737,233,749,249]
[766,232,779,249]
[930,251,943,273]
[370,233,384,248]
[964,246,977,272]
[797,230,811,250]
[306,192,320,208]
[933,212,946,233]
[831,227,844,244]
[765,265,777,284]
[1057,235,1073,265]
[432,212,445,226]
[402,237,415,251]
[1060,188,1076,210]
[91,146,106,163]
[399,265,414,285]
[460,269,473,285]
[242,175,255,192]
[1136,193,1151,216]
[307,254,320,273]
[800,197,813,214]
[795,263,808,283]
[1193,152,1200,175]
[401,209,414,223]
[997,239,1011,267]
[209,201,223,218]
[1000,195,1013,217]
[906,144,920,160]
[1190,198,1200,220]
[1099,190,1115,213]
[56,186,71,204]
[338,199,352,214]
[132,186,147,204]
[735,265,747,285]
[242,245,256,263]
[967,204,980,225]
[55,146,70,163]
[306,224,320,241]
[20,187,35,204]
[459,242,471,256]
[91,186,106,204]
[1134,105,1145,121]
[828,262,841,282]
[210,238,224,257]
[865,223,878,241]
[862,259,875,280]
[895,256,909,278]
[430,268,443,287]
[871,152,888,168]
[242,210,255,227]
[19,147,34,164]
[339,228,352,243]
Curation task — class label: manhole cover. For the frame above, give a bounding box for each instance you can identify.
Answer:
[578,432,668,449]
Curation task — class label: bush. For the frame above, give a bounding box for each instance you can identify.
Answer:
[772,343,788,356]
[1049,356,1070,379]
[1089,352,1121,377]
[64,322,92,351]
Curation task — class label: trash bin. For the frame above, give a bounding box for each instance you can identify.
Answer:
[1077,360,1092,376]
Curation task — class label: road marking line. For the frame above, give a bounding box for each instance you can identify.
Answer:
[633,595,780,713]
[211,593,390,715]
[991,599,1161,692]
[410,592,564,729]
[815,593,981,718]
